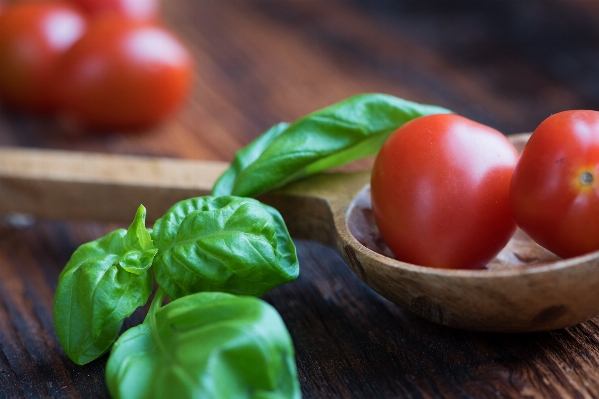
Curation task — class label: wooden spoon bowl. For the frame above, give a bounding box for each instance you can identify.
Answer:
[265,133,599,333]
[340,185,598,332]
[2,133,598,332]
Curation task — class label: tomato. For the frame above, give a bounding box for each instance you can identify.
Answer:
[370,114,519,269]
[510,110,599,258]
[67,0,159,21]
[0,2,86,111]
[55,16,194,131]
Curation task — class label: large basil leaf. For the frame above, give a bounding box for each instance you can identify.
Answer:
[152,196,298,300]
[53,205,157,365]
[106,292,301,399]
[212,93,451,197]
[213,122,289,198]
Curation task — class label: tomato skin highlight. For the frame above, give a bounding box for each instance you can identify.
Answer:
[0,2,87,111]
[510,110,599,259]
[55,16,194,131]
[370,114,519,269]
[67,0,160,21]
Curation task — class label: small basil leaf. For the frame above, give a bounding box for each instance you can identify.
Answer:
[106,292,301,399]
[152,196,298,300]
[212,93,451,197]
[53,205,157,365]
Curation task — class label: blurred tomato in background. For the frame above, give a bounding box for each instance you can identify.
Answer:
[67,0,159,21]
[0,0,195,133]
[0,2,86,111]
[55,16,194,131]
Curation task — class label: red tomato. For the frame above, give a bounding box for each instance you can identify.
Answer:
[0,2,86,111]
[370,114,519,269]
[55,17,194,131]
[510,110,599,258]
[67,0,159,21]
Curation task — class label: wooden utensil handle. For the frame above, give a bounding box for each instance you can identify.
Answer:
[0,145,371,249]
[0,134,528,234]
[0,147,228,223]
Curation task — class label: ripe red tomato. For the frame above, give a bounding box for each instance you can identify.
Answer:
[55,17,194,131]
[67,0,159,21]
[370,114,519,269]
[0,2,86,111]
[510,110,599,258]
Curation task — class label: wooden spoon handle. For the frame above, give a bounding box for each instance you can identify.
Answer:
[0,147,227,222]
[0,145,371,250]
[0,134,528,235]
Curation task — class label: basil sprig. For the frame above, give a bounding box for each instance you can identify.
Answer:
[152,196,298,300]
[213,93,451,197]
[54,197,298,367]
[106,290,300,399]
[53,205,157,365]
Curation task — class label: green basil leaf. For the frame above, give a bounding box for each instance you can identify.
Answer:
[213,122,289,197]
[106,292,301,399]
[152,196,298,300]
[212,93,451,197]
[53,205,157,365]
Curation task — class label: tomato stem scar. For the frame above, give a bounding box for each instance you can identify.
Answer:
[580,171,594,185]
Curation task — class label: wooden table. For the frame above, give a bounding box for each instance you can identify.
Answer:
[2,1,599,397]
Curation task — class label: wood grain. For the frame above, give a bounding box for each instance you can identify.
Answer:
[2,0,599,398]
[0,147,226,222]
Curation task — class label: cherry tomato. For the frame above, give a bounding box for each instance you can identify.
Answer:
[55,16,194,131]
[0,2,86,111]
[510,110,599,258]
[370,114,519,269]
[67,0,159,21]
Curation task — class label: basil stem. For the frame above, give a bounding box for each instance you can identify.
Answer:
[212,93,451,197]
[106,290,301,399]
[53,205,157,365]
[151,196,299,300]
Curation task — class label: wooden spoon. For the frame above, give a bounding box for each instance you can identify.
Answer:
[1,133,597,333]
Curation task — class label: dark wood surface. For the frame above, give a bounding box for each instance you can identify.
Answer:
[2,1,599,398]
